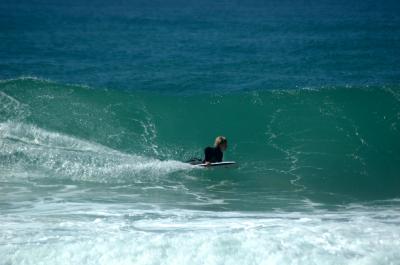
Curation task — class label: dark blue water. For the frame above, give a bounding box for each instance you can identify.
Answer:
[1,0,400,92]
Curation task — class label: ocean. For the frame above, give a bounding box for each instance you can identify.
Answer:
[1,0,400,264]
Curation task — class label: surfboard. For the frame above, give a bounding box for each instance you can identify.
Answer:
[196,161,237,167]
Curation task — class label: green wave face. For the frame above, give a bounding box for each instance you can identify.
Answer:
[1,78,400,205]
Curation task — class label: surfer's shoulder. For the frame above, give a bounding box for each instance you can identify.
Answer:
[204,146,214,152]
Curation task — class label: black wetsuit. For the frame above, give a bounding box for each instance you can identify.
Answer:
[203,147,223,163]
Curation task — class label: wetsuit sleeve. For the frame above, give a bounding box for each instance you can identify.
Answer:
[204,147,212,162]
[216,151,223,162]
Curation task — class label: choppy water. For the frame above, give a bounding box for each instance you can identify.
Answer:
[1,0,400,264]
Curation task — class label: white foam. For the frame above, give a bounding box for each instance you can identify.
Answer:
[0,121,192,183]
[0,91,31,121]
[1,205,400,265]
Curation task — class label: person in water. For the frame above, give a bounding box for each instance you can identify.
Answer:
[203,136,228,164]
[186,136,228,165]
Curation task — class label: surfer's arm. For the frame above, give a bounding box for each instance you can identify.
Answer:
[203,147,213,163]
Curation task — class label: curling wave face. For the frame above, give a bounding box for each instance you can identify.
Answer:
[1,78,399,200]
[1,78,400,264]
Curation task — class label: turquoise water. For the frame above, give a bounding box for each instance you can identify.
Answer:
[1,0,400,264]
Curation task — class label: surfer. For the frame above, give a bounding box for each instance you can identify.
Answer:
[186,136,228,165]
[203,136,228,164]
[186,136,235,167]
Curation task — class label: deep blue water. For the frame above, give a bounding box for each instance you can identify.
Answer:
[1,0,400,92]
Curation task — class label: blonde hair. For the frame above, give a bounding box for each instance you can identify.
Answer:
[214,136,227,147]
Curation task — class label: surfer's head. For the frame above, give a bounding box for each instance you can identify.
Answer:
[214,136,228,151]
